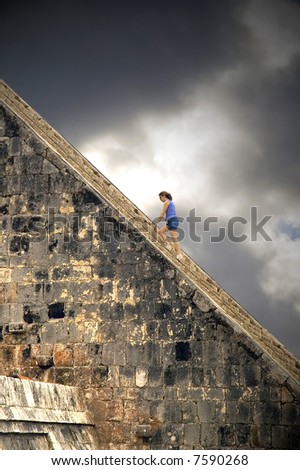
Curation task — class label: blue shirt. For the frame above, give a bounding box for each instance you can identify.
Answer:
[166,200,177,220]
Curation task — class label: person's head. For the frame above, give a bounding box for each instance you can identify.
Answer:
[159,191,172,201]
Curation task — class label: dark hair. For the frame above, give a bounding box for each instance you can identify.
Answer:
[159,191,172,200]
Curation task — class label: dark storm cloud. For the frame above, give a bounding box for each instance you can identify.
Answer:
[2,0,255,138]
[215,56,300,205]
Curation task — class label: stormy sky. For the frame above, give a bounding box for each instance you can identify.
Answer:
[2,0,300,359]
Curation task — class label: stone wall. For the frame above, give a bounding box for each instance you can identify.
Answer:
[0,375,99,449]
[1,97,300,449]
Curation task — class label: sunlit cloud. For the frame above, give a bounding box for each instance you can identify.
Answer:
[80,85,260,218]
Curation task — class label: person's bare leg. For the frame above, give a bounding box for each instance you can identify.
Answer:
[158,225,168,241]
[158,226,172,249]
[169,230,180,254]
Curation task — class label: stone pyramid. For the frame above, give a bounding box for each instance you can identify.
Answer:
[0,80,299,449]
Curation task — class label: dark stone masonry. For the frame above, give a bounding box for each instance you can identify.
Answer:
[0,92,300,449]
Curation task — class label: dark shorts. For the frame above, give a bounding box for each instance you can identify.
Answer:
[167,217,179,231]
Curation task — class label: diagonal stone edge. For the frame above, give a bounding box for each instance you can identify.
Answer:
[1,79,299,386]
[0,406,93,425]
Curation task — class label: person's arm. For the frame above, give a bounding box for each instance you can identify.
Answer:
[156,200,170,224]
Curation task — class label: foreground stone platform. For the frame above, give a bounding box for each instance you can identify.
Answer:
[0,375,99,450]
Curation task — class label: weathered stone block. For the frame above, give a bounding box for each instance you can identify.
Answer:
[203,387,225,401]
[118,367,134,387]
[203,367,217,387]
[106,400,124,422]
[282,403,300,425]
[164,366,176,386]
[136,367,148,388]
[216,365,232,387]
[244,365,261,386]
[126,344,141,366]
[190,341,203,364]
[54,344,74,367]
[148,366,163,386]
[0,177,7,194]
[193,291,216,313]
[164,402,182,423]
[200,423,219,448]
[42,158,60,174]
[149,400,165,422]
[253,401,281,425]
[83,322,99,343]
[123,400,139,422]
[219,425,236,447]
[54,367,75,385]
[272,426,289,449]
[0,268,11,283]
[191,367,204,387]
[197,400,215,423]
[8,304,23,323]
[250,425,272,448]
[40,322,68,343]
[9,137,20,156]
[34,175,49,194]
[289,425,300,448]
[281,386,294,403]
[145,320,157,339]
[113,342,126,366]
[23,304,48,324]
[68,322,83,343]
[235,424,251,447]
[184,423,200,446]
[92,366,109,386]
[20,175,35,193]
[0,142,8,158]
[26,155,43,174]
[6,176,21,195]
[176,365,190,386]
[203,340,219,367]
[13,156,27,175]
[102,343,115,365]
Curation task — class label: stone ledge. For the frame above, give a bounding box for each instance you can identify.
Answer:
[0,376,94,426]
[0,406,93,425]
[0,376,86,412]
